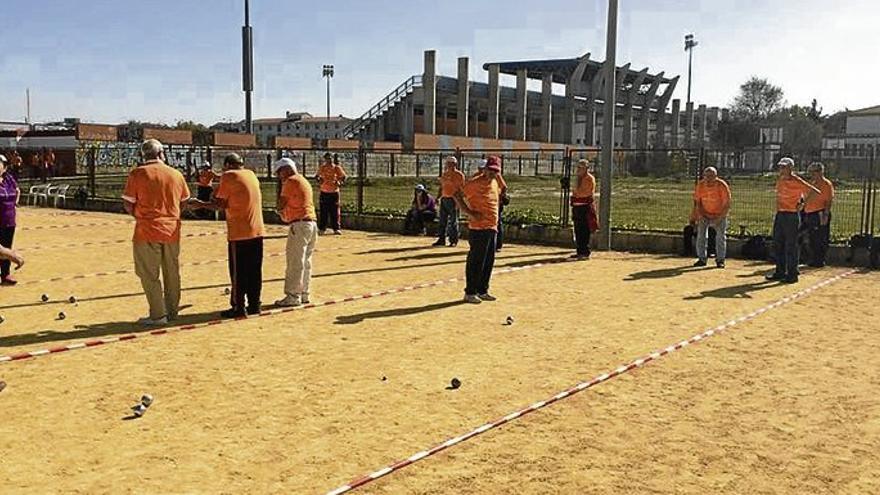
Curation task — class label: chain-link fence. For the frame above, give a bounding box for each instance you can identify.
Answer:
[11,143,877,244]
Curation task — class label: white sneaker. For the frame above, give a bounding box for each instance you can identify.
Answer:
[301,293,311,304]
[463,294,482,304]
[275,295,302,307]
[137,316,168,326]
[478,293,497,301]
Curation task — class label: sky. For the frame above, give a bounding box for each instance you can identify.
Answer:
[1,0,877,125]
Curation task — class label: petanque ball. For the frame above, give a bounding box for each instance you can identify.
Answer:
[450,377,461,389]
[381,376,387,382]
[0,315,4,324]
[41,294,49,302]
[131,404,147,417]
[224,288,231,295]
[57,312,66,321]
[505,315,514,325]
[68,296,77,304]
[141,394,154,407]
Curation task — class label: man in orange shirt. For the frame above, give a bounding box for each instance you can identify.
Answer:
[122,139,191,325]
[454,156,501,304]
[195,162,218,219]
[433,156,465,247]
[690,166,731,268]
[767,157,820,283]
[315,152,346,235]
[273,158,318,307]
[191,153,265,317]
[571,159,599,260]
[802,162,834,268]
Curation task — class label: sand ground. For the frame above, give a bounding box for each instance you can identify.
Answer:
[0,206,877,494]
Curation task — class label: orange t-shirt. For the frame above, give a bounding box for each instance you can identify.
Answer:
[122,160,191,243]
[197,169,217,187]
[693,178,731,217]
[573,172,596,200]
[804,176,834,213]
[462,174,500,231]
[440,168,466,198]
[280,174,316,223]
[776,174,819,213]
[214,168,265,241]
[317,164,347,193]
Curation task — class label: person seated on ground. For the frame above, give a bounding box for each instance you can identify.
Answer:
[403,184,437,235]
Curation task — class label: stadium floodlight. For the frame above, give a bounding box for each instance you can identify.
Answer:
[323,65,335,129]
[684,33,699,105]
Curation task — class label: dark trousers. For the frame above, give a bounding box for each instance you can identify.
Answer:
[228,237,263,311]
[773,212,800,277]
[496,203,505,251]
[405,208,435,234]
[803,211,831,266]
[0,226,14,278]
[465,229,497,295]
[318,192,341,231]
[196,186,213,219]
[437,197,459,244]
[572,205,592,256]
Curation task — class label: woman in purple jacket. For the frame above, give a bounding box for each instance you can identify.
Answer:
[0,153,21,285]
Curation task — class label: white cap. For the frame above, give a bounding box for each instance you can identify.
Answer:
[0,154,7,163]
[777,157,794,168]
[273,157,297,174]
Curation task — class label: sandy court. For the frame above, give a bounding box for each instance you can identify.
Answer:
[0,207,878,494]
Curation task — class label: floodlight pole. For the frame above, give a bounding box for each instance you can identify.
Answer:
[684,33,698,105]
[599,0,618,250]
[242,0,254,134]
[323,64,335,137]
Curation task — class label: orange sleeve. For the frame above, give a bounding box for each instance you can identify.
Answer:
[214,174,230,200]
[336,165,347,180]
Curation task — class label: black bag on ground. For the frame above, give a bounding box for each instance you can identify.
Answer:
[742,235,769,260]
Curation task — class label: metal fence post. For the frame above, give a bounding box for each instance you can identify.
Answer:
[518,155,523,176]
[357,146,365,215]
[534,153,539,176]
[550,153,555,174]
[390,152,395,177]
[87,147,97,198]
[416,153,421,177]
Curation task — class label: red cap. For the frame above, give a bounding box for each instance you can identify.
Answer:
[485,155,501,172]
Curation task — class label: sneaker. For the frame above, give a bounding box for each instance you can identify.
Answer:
[477,293,497,301]
[220,308,246,319]
[693,259,707,267]
[333,230,343,235]
[275,295,301,307]
[1,276,17,286]
[247,305,262,315]
[765,272,785,281]
[137,316,168,326]
[783,275,799,284]
[432,240,445,247]
[716,260,725,269]
[301,293,310,304]
[463,294,482,304]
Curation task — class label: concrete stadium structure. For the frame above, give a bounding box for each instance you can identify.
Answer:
[344,50,721,150]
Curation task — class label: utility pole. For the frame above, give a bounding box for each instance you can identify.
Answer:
[323,64,335,136]
[599,0,618,251]
[242,0,254,134]
[26,88,31,124]
[684,33,698,105]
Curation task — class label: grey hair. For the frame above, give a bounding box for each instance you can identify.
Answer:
[140,139,164,160]
[445,156,458,165]
[777,157,795,168]
[703,166,718,175]
[808,161,825,172]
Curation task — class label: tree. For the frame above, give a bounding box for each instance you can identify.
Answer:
[778,105,823,161]
[730,77,785,122]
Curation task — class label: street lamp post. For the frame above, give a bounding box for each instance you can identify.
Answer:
[684,33,698,105]
[323,64,334,136]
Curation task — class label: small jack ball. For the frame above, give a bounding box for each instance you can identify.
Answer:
[381,376,387,381]
[224,288,231,295]
[68,296,77,304]
[450,377,461,389]
[0,315,5,324]
[57,312,66,321]
[41,294,49,302]
[505,315,514,325]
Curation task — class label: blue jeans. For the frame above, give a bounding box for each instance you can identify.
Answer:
[773,212,800,277]
[465,229,496,295]
[696,216,727,262]
[437,197,459,244]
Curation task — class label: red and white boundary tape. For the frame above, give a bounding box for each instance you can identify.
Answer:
[18,230,228,252]
[323,268,859,495]
[19,221,132,231]
[0,258,564,364]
